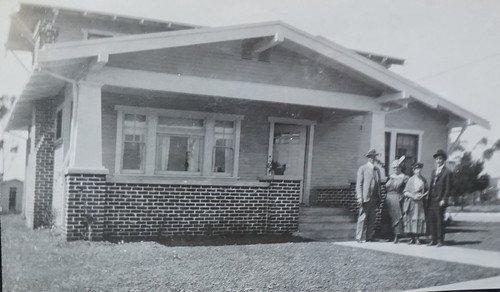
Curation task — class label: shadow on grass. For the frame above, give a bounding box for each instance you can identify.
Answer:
[445,227,486,234]
[105,234,313,247]
[444,240,482,246]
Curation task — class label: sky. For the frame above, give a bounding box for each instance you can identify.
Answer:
[0,0,499,178]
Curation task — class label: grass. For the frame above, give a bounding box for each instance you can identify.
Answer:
[2,214,500,291]
[444,220,500,252]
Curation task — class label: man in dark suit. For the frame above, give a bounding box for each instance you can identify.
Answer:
[427,149,452,247]
[355,149,383,243]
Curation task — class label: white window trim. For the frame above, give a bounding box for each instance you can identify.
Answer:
[114,105,243,178]
[385,127,423,164]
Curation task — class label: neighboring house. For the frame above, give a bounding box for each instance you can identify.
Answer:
[5,4,489,241]
[0,179,23,214]
[489,177,500,200]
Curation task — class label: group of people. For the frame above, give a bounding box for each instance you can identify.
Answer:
[355,149,451,247]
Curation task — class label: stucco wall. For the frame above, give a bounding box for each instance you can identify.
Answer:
[310,113,364,187]
[385,103,449,179]
[102,92,333,180]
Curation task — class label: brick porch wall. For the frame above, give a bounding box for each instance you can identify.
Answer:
[33,99,55,229]
[64,173,107,241]
[63,176,301,241]
[312,184,388,226]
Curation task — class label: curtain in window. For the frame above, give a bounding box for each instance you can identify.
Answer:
[122,114,146,170]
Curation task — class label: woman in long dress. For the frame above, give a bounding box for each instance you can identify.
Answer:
[402,162,428,244]
[385,160,409,243]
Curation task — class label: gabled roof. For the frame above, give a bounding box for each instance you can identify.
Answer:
[7,20,490,130]
[6,2,199,51]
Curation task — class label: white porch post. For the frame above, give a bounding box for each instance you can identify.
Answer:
[68,81,108,174]
[358,111,386,169]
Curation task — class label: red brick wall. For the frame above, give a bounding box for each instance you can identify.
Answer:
[63,174,301,241]
[32,99,55,229]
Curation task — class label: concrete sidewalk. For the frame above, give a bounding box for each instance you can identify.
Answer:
[334,241,500,290]
[448,212,500,222]
[406,276,500,291]
[335,241,500,268]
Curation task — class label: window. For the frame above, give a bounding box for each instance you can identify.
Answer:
[55,107,63,142]
[213,121,235,174]
[122,113,147,172]
[115,106,242,178]
[155,117,204,173]
[385,129,422,176]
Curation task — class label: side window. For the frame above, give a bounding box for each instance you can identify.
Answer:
[121,114,147,172]
[213,121,235,174]
[55,108,63,142]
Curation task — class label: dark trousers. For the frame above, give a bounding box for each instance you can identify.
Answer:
[356,200,377,241]
[428,202,446,242]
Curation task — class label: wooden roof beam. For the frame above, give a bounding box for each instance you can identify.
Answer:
[376,91,410,104]
[242,33,284,60]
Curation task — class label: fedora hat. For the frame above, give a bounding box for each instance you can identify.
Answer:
[365,149,380,157]
[433,149,448,160]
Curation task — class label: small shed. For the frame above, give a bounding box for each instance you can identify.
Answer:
[0,179,24,213]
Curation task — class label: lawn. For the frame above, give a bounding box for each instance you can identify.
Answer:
[444,220,500,252]
[2,214,499,291]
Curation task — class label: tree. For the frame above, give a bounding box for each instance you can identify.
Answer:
[449,137,500,207]
[450,152,489,206]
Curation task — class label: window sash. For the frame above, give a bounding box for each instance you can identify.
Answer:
[116,107,242,178]
[155,134,203,173]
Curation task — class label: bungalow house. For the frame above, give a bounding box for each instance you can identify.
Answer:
[5,4,489,241]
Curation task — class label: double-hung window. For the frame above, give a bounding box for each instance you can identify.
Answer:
[122,113,147,172]
[213,121,235,175]
[115,106,242,178]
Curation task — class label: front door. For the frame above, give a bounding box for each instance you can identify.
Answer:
[271,123,307,177]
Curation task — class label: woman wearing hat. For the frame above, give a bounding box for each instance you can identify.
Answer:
[402,162,428,244]
[385,158,409,243]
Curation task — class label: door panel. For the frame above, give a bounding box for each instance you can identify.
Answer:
[272,124,306,177]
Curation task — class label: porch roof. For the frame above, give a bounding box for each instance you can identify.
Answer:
[6,21,489,130]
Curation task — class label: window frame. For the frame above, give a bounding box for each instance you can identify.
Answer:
[54,104,63,144]
[385,127,423,175]
[114,105,243,178]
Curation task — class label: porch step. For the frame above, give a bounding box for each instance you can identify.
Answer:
[297,206,356,242]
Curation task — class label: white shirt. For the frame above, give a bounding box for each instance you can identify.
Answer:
[436,164,444,176]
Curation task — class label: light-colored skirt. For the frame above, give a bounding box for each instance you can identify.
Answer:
[403,198,426,234]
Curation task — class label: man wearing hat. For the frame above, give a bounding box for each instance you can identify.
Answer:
[427,149,452,247]
[355,149,384,242]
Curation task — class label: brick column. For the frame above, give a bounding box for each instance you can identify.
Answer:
[266,179,301,233]
[33,99,55,229]
[63,173,107,241]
